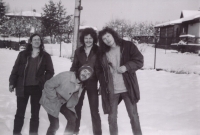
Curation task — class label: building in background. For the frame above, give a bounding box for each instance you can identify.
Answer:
[155,9,200,53]
[4,10,42,37]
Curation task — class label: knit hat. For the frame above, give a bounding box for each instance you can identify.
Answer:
[78,64,94,77]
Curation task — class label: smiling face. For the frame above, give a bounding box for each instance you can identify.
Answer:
[84,34,94,48]
[102,32,116,48]
[79,69,92,81]
[31,35,41,48]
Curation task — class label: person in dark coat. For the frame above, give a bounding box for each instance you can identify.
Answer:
[97,27,143,135]
[70,28,102,135]
[9,33,54,135]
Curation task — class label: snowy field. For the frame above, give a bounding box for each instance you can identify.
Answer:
[0,43,200,135]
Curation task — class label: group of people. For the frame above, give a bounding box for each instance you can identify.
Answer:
[9,27,144,135]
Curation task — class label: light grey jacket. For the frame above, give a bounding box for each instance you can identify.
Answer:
[39,71,82,118]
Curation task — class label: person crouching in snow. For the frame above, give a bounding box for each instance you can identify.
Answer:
[39,64,94,135]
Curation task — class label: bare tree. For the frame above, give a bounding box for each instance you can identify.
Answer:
[105,18,157,43]
[105,18,128,38]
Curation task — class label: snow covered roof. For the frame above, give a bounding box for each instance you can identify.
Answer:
[155,10,200,28]
[6,11,41,17]
[179,34,195,38]
[0,36,29,42]
[154,18,183,27]
[180,10,200,18]
[181,13,200,22]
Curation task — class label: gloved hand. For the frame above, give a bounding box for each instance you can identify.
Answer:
[9,85,14,92]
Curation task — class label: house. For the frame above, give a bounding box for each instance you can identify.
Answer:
[5,10,41,18]
[0,10,41,49]
[4,10,42,36]
[154,10,200,52]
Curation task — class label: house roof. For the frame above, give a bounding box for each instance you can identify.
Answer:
[6,11,41,17]
[180,10,200,18]
[181,13,200,22]
[154,18,183,27]
[155,10,200,28]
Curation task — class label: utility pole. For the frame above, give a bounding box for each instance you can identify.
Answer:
[154,36,158,69]
[59,12,62,57]
[71,0,82,61]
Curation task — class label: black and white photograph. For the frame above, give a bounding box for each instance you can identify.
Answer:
[0,0,200,135]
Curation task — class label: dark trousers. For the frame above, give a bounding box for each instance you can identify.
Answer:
[74,87,102,135]
[13,85,42,135]
[108,92,142,135]
[46,103,76,135]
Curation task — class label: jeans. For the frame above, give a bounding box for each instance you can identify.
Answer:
[108,92,142,135]
[13,85,42,135]
[74,86,102,135]
[46,103,76,135]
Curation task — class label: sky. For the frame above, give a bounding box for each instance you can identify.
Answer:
[4,0,200,29]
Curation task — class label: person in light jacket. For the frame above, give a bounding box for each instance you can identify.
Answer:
[97,27,143,135]
[9,33,54,135]
[40,64,94,135]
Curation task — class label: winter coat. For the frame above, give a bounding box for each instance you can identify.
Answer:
[70,44,99,89]
[9,50,54,96]
[96,40,143,114]
[39,71,83,118]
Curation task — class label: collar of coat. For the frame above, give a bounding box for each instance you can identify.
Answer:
[79,44,98,53]
[22,49,46,58]
[70,72,82,98]
[102,40,125,57]
[70,72,77,84]
[119,40,125,54]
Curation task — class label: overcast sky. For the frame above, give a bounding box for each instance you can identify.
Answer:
[4,0,200,29]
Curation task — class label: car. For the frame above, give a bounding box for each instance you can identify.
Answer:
[19,40,27,51]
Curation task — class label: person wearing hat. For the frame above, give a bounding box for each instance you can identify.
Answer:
[39,64,94,135]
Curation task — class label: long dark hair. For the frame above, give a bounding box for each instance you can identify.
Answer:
[25,33,45,56]
[80,27,98,47]
[98,27,122,58]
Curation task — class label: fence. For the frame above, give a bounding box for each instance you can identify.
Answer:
[158,37,200,53]
[0,40,21,50]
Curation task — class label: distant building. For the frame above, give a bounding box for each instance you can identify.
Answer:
[5,10,42,35]
[155,10,200,47]
[0,10,42,50]
[5,10,41,18]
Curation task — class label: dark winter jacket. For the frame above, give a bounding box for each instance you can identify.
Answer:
[9,50,54,97]
[96,40,143,114]
[70,44,99,89]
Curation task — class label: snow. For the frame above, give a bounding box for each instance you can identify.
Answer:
[141,45,200,74]
[0,43,200,135]
[0,36,29,42]
[6,11,41,17]
[155,10,200,27]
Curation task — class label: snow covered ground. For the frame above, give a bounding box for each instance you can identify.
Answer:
[0,43,200,135]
